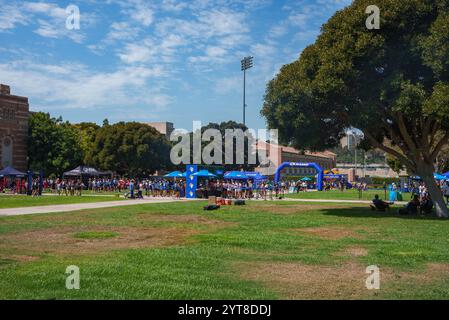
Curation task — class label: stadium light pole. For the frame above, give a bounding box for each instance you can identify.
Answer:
[241,56,253,126]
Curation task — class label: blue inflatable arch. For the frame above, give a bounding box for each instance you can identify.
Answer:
[274,162,324,191]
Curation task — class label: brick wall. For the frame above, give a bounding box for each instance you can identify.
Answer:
[0,85,29,171]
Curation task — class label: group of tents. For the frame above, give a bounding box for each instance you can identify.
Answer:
[3,164,449,184]
[0,166,110,179]
[410,172,449,181]
[164,170,267,181]
[0,166,27,177]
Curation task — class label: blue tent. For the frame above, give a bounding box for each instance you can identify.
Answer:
[193,170,217,178]
[410,173,448,181]
[164,171,183,178]
[63,166,104,177]
[0,166,26,177]
[245,172,267,181]
[301,177,312,182]
[324,174,343,179]
[224,171,249,180]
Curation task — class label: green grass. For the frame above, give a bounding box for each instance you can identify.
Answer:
[0,195,124,209]
[286,189,405,201]
[0,201,449,299]
[73,231,119,239]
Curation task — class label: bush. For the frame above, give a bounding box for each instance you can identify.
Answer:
[369,177,400,186]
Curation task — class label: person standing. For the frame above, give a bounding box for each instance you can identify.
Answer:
[442,182,449,205]
[129,179,135,199]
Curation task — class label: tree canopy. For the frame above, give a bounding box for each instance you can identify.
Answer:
[262,0,449,217]
[88,122,172,177]
[28,114,173,177]
[28,112,83,176]
[199,121,259,172]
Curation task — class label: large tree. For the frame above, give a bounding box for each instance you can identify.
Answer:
[198,121,259,172]
[72,122,100,166]
[88,122,172,176]
[262,0,449,217]
[28,112,83,176]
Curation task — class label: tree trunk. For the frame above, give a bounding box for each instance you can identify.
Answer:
[417,162,449,218]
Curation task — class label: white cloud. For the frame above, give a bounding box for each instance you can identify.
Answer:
[214,76,241,94]
[88,22,141,54]
[288,13,309,27]
[129,5,154,26]
[118,33,186,64]
[118,41,156,64]
[206,46,227,57]
[0,1,95,43]
[161,0,188,12]
[34,19,62,38]
[156,9,248,39]
[23,2,67,19]
[113,0,155,26]
[0,60,171,111]
[0,4,28,31]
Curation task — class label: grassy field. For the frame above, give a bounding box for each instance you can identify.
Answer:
[1,201,449,300]
[286,189,406,201]
[0,195,123,209]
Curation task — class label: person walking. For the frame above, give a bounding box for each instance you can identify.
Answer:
[129,179,135,199]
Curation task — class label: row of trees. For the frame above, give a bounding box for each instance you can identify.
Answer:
[28,113,172,177]
[28,113,257,177]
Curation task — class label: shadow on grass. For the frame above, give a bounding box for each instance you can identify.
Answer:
[320,206,448,221]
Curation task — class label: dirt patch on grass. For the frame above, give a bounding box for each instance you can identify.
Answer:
[0,213,233,260]
[238,261,387,299]
[238,260,449,300]
[0,254,40,264]
[138,213,232,227]
[249,204,351,215]
[397,263,449,285]
[0,226,200,257]
[297,226,365,240]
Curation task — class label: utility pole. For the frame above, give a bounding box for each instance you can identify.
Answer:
[241,56,253,126]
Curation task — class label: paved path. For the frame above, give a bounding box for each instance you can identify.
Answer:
[0,196,408,217]
[0,198,195,217]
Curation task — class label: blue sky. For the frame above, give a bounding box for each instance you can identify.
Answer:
[0,0,351,131]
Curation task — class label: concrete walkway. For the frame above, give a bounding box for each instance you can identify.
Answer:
[0,198,194,217]
[0,196,408,217]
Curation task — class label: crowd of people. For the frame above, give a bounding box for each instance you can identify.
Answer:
[3,174,449,217]
[0,176,310,200]
[369,180,449,215]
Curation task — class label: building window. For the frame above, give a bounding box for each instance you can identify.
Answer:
[1,136,13,168]
[1,108,16,121]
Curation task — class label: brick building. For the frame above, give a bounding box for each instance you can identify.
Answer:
[146,122,175,139]
[0,84,29,171]
[256,141,337,177]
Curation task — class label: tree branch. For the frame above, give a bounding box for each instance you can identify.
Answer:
[381,119,412,159]
[431,131,449,161]
[396,112,419,155]
[363,130,415,169]
[429,121,441,147]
